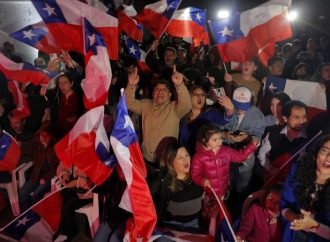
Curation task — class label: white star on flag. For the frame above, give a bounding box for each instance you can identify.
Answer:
[129,45,137,55]
[1,145,7,149]
[16,216,30,227]
[123,115,134,130]
[43,4,57,17]
[166,3,174,11]
[23,30,36,40]
[88,34,96,47]
[269,82,277,92]
[219,26,234,37]
[195,12,202,22]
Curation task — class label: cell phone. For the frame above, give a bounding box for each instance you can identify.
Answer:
[49,53,58,61]
[217,87,226,96]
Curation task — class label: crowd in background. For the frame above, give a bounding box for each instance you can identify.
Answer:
[0,28,330,242]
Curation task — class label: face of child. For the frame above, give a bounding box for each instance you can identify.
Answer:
[264,192,281,214]
[206,132,222,153]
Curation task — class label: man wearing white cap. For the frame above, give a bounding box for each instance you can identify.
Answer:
[224,87,266,205]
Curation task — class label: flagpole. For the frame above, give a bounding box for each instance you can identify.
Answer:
[210,186,238,242]
[263,130,323,188]
[0,186,67,232]
[146,0,183,56]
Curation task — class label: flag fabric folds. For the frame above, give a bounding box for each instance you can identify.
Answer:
[55,106,114,185]
[7,80,31,119]
[209,0,292,63]
[265,76,327,120]
[134,0,182,39]
[117,5,143,42]
[110,93,156,241]
[166,7,209,46]
[3,191,62,242]
[0,131,21,172]
[32,0,119,60]
[0,52,51,86]
[82,18,112,110]
[125,38,150,73]
[10,22,61,54]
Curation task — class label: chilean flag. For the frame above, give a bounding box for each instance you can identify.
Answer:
[166,7,209,46]
[125,38,150,73]
[7,80,31,119]
[32,0,119,60]
[3,191,62,242]
[117,4,143,43]
[55,106,114,185]
[10,22,61,55]
[110,92,156,241]
[0,131,21,172]
[209,0,292,63]
[265,76,327,120]
[134,0,181,39]
[82,18,112,110]
[0,52,51,86]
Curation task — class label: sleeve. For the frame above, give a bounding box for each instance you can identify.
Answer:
[191,154,206,187]
[41,149,60,181]
[124,84,145,115]
[228,143,257,163]
[236,204,257,239]
[174,83,192,118]
[280,162,298,212]
[258,133,272,170]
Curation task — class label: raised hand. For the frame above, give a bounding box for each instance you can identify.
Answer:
[218,95,234,114]
[172,65,184,86]
[128,66,140,86]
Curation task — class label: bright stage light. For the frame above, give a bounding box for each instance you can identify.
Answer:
[287,10,298,21]
[217,9,230,19]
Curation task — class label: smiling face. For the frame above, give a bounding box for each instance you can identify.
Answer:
[316,140,330,180]
[152,83,171,105]
[191,87,206,110]
[172,147,191,180]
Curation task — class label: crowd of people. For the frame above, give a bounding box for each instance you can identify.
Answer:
[0,26,330,242]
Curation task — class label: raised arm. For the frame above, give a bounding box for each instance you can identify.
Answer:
[172,65,192,118]
[124,67,144,115]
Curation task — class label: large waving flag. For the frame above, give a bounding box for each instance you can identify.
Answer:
[55,106,114,185]
[110,92,156,241]
[0,52,51,85]
[117,5,143,42]
[209,0,292,63]
[0,131,21,172]
[125,38,150,73]
[10,22,61,55]
[166,7,209,46]
[7,80,31,119]
[3,191,62,242]
[32,0,119,60]
[134,0,181,39]
[265,76,327,120]
[82,18,112,110]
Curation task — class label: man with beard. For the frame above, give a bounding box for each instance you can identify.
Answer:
[258,100,308,184]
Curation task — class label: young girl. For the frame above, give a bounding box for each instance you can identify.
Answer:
[191,123,258,199]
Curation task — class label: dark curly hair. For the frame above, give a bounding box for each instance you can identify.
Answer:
[294,134,330,212]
